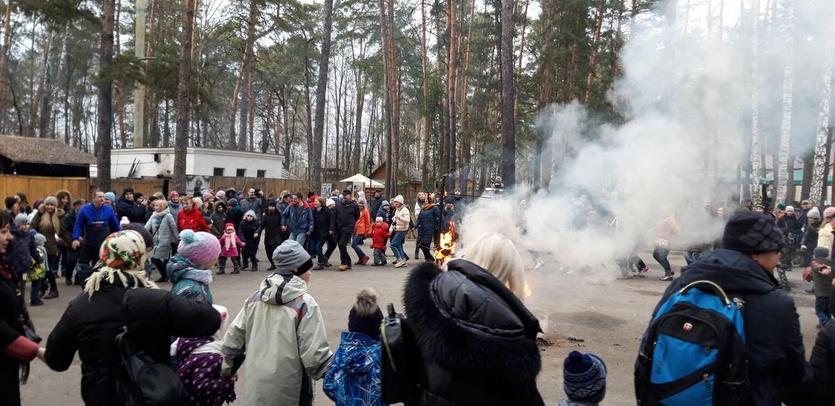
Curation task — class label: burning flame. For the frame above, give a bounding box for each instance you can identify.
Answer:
[523,282,532,299]
[435,221,456,264]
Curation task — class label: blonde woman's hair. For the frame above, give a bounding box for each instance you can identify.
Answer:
[460,233,526,297]
[353,288,379,316]
[155,199,169,209]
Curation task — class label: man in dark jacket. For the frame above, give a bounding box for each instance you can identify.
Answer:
[811,315,835,405]
[370,190,385,220]
[59,199,83,285]
[638,212,813,405]
[333,190,359,271]
[239,188,264,221]
[115,188,145,224]
[260,200,283,270]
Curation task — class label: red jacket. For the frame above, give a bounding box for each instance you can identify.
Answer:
[178,208,210,233]
[371,223,391,250]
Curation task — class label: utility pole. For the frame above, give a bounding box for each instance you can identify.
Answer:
[133,0,146,148]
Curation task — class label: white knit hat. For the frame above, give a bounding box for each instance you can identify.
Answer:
[326,198,336,207]
[392,195,404,204]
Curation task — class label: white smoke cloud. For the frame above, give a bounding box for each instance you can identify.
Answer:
[458,0,835,286]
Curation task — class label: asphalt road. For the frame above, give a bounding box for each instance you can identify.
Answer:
[20,242,821,405]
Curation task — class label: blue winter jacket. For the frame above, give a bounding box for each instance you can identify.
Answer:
[323,332,386,406]
[416,204,440,247]
[167,255,214,304]
[72,203,121,248]
[282,205,313,234]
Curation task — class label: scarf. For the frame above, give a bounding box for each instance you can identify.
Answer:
[223,232,235,251]
[83,267,157,297]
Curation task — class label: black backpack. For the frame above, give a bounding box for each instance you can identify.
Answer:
[380,303,421,404]
[115,327,186,406]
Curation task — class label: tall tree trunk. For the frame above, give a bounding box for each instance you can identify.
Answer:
[114,0,127,147]
[748,0,763,205]
[352,74,366,176]
[380,0,399,196]
[513,0,529,118]
[420,0,431,187]
[776,1,794,204]
[447,0,458,178]
[810,46,834,205]
[584,0,606,104]
[0,1,12,124]
[133,0,147,147]
[303,53,314,176]
[500,0,516,189]
[228,68,241,148]
[96,0,116,191]
[311,0,334,190]
[238,0,257,151]
[174,0,196,192]
[163,99,170,147]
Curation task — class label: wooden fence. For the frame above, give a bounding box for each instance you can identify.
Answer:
[211,177,310,197]
[0,174,91,201]
[111,179,166,197]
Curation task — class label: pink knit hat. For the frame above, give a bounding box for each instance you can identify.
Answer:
[177,229,221,266]
[824,207,835,220]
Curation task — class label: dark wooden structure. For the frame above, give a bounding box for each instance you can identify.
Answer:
[0,135,94,177]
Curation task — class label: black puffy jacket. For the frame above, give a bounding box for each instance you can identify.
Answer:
[403,260,544,406]
[0,263,25,406]
[260,210,283,245]
[44,281,220,406]
[334,199,359,234]
[642,249,813,406]
[313,207,335,240]
[810,321,835,405]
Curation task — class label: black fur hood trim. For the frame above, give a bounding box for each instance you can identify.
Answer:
[403,260,542,383]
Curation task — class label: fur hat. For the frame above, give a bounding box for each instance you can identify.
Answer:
[722,212,784,254]
[13,213,29,227]
[177,230,221,267]
[563,351,607,403]
[272,239,313,276]
[44,196,59,207]
[349,288,383,340]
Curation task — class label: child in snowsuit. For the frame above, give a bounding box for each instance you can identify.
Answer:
[324,288,386,406]
[239,210,260,271]
[370,217,391,266]
[218,223,244,274]
[169,230,221,303]
[8,214,39,304]
[173,304,237,406]
[29,233,47,306]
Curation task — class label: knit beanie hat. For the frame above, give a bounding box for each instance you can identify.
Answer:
[814,246,831,264]
[823,207,835,220]
[216,190,226,200]
[348,288,384,340]
[178,229,222,267]
[228,198,238,207]
[13,213,29,227]
[785,205,795,213]
[326,198,336,207]
[808,207,822,220]
[244,210,256,219]
[168,191,179,200]
[563,351,607,403]
[722,212,783,254]
[776,203,786,211]
[44,196,58,207]
[375,217,384,222]
[121,223,154,249]
[272,239,313,276]
[392,195,404,204]
[33,233,46,247]
[104,192,116,202]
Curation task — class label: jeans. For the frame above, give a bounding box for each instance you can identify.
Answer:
[816,296,831,326]
[310,239,326,264]
[653,246,672,276]
[337,232,352,266]
[391,231,407,261]
[352,235,367,259]
[373,249,387,265]
[290,232,307,247]
[60,246,78,285]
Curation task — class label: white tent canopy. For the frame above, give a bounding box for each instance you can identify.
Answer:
[340,173,384,189]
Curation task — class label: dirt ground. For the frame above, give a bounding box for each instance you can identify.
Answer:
[20,242,821,405]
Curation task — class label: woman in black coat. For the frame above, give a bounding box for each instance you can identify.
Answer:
[402,233,544,405]
[311,197,335,269]
[43,230,220,406]
[0,211,42,406]
[415,198,440,261]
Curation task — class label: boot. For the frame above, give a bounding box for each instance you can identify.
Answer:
[268,264,277,271]
[360,256,370,265]
[44,290,59,299]
[251,263,259,272]
[231,267,240,274]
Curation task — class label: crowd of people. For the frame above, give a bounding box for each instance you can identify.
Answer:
[5,185,835,405]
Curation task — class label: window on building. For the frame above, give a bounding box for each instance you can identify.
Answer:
[213,167,224,176]
[236,168,246,177]
[257,170,266,178]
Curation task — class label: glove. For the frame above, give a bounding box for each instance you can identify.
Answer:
[221,356,234,378]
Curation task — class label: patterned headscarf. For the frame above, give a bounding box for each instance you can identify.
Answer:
[84,230,157,296]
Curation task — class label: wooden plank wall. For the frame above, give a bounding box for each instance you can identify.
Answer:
[0,174,91,201]
[110,179,165,197]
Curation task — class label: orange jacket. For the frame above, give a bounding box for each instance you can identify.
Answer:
[354,208,372,236]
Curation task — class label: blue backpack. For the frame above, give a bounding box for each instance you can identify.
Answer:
[635,280,750,405]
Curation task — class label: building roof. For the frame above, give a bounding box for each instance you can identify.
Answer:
[0,135,95,165]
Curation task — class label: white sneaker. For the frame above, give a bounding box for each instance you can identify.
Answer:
[392,261,401,267]
[396,261,408,268]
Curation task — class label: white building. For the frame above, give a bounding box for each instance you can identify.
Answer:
[91,147,298,179]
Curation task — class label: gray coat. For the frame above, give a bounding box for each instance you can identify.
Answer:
[145,210,179,260]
